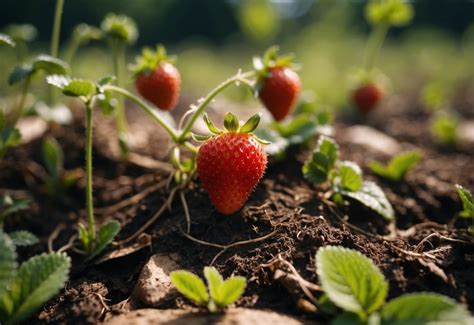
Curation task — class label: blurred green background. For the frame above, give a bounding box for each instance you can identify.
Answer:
[1,0,473,110]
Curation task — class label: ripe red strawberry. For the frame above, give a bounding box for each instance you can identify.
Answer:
[352,83,383,114]
[258,66,301,121]
[196,113,267,215]
[132,45,181,111]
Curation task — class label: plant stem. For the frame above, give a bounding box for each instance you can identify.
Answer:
[85,101,95,243]
[50,0,64,57]
[364,22,389,72]
[64,36,81,66]
[177,71,255,142]
[103,85,179,141]
[12,77,31,125]
[112,40,128,134]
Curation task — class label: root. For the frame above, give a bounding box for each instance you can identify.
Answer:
[57,234,78,253]
[179,190,192,233]
[47,223,66,253]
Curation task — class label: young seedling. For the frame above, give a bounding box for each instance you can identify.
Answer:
[315,246,472,324]
[64,23,103,65]
[431,111,458,146]
[0,231,71,325]
[101,13,138,152]
[351,0,414,114]
[41,137,80,199]
[253,46,301,121]
[369,150,422,182]
[455,184,473,234]
[46,75,120,259]
[170,266,247,313]
[303,135,394,220]
[131,45,181,111]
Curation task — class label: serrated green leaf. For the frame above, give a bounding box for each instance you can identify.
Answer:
[204,267,223,302]
[455,185,473,219]
[0,231,18,298]
[0,34,15,48]
[0,252,71,324]
[214,276,246,307]
[170,271,209,305]
[340,181,395,221]
[316,246,388,319]
[223,112,239,132]
[0,197,30,222]
[8,231,39,247]
[303,136,339,184]
[62,79,96,98]
[42,137,63,179]
[32,55,69,75]
[8,65,34,85]
[338,161,363,192]
[88,220,120,260]
[239,113,261,133]
[203,113,223,134]
[369,151,422,182]
[381,292,472,324]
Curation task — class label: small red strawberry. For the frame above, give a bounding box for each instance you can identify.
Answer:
[196,113,268,215]
[254,47,301,121]
[132,45,181,111]
[352,83,383,114]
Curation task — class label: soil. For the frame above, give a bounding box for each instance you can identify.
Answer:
[1,92,473,324]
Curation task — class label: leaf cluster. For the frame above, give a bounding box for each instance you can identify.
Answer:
[170,266,246,313]
[316,246,472,324]
[303,136,394,220]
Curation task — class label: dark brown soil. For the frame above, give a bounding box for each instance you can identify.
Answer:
[1,94,473,324]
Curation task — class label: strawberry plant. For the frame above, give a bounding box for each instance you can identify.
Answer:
[64,23,102,65]
[431,111,458,146]
[350,0,414,114]
[455,184,473,234]
[369,150,422,182]
[170,266,246,313]
[0,231,71,325]
[303,136,394,220]
[316,246,472,324]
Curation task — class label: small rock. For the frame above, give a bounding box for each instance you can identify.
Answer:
[459,120,474,143]
[104,308,310,325]
[132,254,179,307]
[16,117,48,144]
[343,125,401,155]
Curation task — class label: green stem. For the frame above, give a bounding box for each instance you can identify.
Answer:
[364,23,389,72]
[64,36,82,65]
[177,71,255,142]
[112,40,128,134]
[103,85,179,141]
[50,0,64,57]
[85,101,95,243]
[12,77,31,125]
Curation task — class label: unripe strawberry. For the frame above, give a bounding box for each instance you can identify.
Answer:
[259,66,301,121]
[254,46,301,121]
[131,45,181,111]
[196,113,268,215]
[352,83,383,114]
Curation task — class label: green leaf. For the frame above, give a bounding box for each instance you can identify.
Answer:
[0,252,71,324]
[253,129,289,157]
[63,79,96,98]
[381,292,472,324]
[0,128,21,158]
[0,196,30,222]
[204,267,223,302]
[369,151,422,182]
[239,113,261,133]
[223,112,239,132]
[97,75,116,87]
[8,65,33,85]
[4,24,37,43]
[302,136,339,184]
[316,246,388,319]
[8,231,39,247]
[431,112,458,146]
[45,75,70,90]
[0,34,15,48]
[340,181,395,221]
[455,185,473,219]
[366,0,414,27]
[32,55,69,75]
[170,270,209,305]
[214,276,246,307]
[203,113,223,134]
[88,220,120,260]
[0,231,17,298]
[42,137,63,179]
[338,161,363,192]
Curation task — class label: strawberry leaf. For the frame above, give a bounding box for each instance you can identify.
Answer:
[316,246,388,319]
[214,276,246,308]
[42,137,64,179]
[337,161,363,192]
[0,34,15,48]
[32,55,69,76]
[170,270,209,305]
[8,231,39,247]
[0,196,30,223]
[62,80,96,98]
[0,231,17,299]
[369,151,422,182]
[455,185,473,219]
[381,292,472,324]
[303,136,339,184]
[339,181,394,221]
[204,267,223,302]
[223,112,239,132]
[87,220,121,260]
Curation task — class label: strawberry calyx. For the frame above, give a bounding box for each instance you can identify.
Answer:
[130,45,176,78]
[253,46,299,94]
[191,112,270,145]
